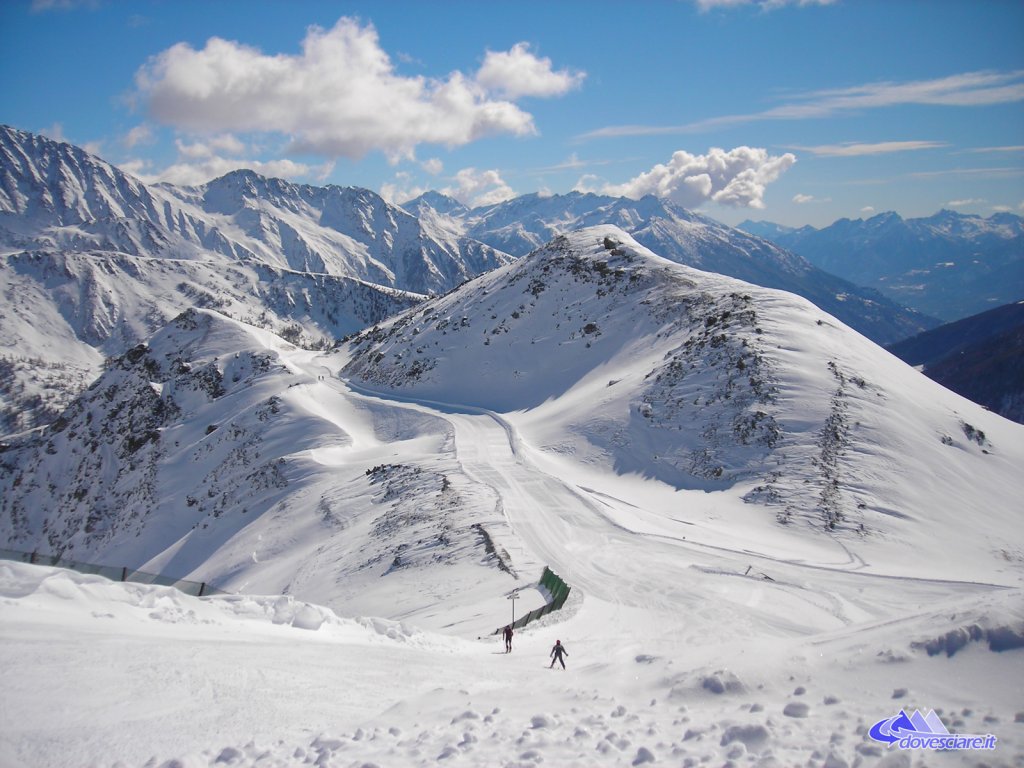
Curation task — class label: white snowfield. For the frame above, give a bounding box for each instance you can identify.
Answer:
[2,227,1023,766]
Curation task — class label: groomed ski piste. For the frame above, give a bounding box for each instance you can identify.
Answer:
[2,228,1023,767]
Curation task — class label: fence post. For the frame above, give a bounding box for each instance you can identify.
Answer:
[121,566,128,582]
[30,551,37,564]
[198,582,206,597]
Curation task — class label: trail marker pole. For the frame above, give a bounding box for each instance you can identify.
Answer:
[508,590,519,625]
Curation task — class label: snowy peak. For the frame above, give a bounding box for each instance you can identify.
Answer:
[0,127,513,434]
[754,208,1024,320]
[403,191,468,217]
[342,225,1024,555]
[0,124,160,230]
[413,191,933,345]
[200,168,309,215]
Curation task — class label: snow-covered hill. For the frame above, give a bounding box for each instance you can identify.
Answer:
[410,190,936,346]
[342,226,1024,580]
[0,126,510,293]
[5,226,1020,593]
[0,306,521,629]
[3,559,1022,767]
[741,209,1024,321]
[0,126,508,436]
[887,301,1024,424]
[0,245,422,436]
[1,226,1022,767]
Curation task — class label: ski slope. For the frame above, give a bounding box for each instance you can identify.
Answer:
[2,358,1023,766]
[2,228,1023,766]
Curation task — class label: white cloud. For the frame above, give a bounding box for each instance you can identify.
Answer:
[30,0,100,11]
[120,151,333,187]
[791,140,947,157]
[962,145,1024,154]
[695,0,835,9]
[379,166,515,208]
[860,206,876,215]
[589,147,796,209]
[133,18,579,162]
[947,198,985,208]
[533,153,615,174]
[579,70,1024,141]
[175,134,247,159]
[443,168,516,208]
[40,122,65,142]
[475,43,585,99]
[793,194,813,204]
[122,124,154,149]
[379,172,430,206]
[421,158,444,175]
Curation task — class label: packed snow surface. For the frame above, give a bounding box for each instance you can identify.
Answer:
[2,561,1022,767]
[2,227,1023,767]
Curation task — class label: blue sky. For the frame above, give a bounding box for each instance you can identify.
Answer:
[2,0,1022,227]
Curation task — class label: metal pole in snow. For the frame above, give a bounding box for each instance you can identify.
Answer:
[508,590,519,625]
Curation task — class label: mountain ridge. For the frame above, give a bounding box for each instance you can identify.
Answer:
[411,189,938,346]
[739,209,1024,321]
[4,226,1021,610]
[887,301,1024,423]
[0,126,508,436]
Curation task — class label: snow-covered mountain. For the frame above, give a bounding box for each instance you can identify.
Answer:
[4,226,1020,599]
[740,210,1024,321]
[410,190,936,346]
[342,227,1023,569]
[0,126,508,436]
[887,300,1024,423]
[1,126,510,292]
[3,226,1023,766]
[0,306,519,626]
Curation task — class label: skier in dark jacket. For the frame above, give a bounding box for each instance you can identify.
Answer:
[503,624,513,653]
[549,639,568,669]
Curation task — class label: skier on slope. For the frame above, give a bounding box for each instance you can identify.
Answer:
[549,639,568,669]
[503,624,513,653]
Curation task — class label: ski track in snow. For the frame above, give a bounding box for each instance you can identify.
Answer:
[1,353,1023,767]
[3,230,1024,767]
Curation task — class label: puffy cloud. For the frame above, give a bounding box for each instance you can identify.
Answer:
[591,147,796,209]
[421,157,444,175]
[40,123,66,142]
[122,124,154,149]
[120,152,333,187]
[379,172,430,206]
[380,167,515,208]
[175,134,247,159]
[476,43,585,99]
[443,168,516,208]
[133,18,579,162]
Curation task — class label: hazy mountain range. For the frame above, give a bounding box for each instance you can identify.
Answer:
[740,210,1023,321]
